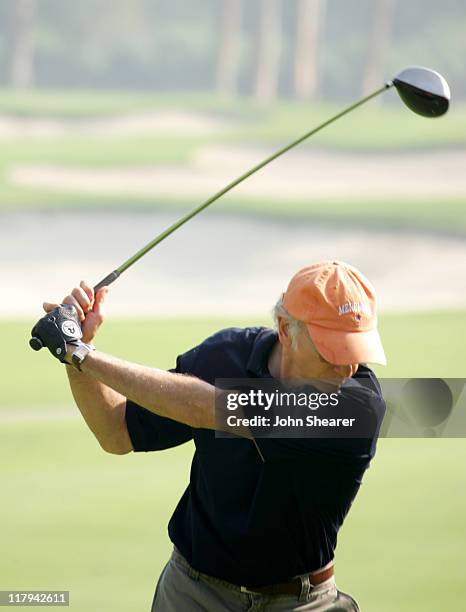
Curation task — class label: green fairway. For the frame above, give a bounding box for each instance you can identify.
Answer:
[1,89,465,235]
[0,420,191,612]
[2,190,466,235]
[225,195,466,235]
[0,136,202,170]
[1,313,465,610]
[1,422,465,612]
[0,89,465,151]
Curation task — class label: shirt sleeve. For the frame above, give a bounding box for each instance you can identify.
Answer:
[125,399,193,452]
[125,357,194,453]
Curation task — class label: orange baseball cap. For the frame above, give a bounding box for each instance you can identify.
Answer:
[282,261,386,366]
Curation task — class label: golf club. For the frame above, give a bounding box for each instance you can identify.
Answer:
[29,65,450,352]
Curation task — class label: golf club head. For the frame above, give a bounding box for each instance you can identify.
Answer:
[392,66,450,118]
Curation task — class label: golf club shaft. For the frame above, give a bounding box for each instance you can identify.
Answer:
[93,83,392,294]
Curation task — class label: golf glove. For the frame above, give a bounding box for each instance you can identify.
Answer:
[30,304,84,363]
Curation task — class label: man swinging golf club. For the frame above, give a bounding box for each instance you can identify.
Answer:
[35,260,386,611]
[29,64,450,611]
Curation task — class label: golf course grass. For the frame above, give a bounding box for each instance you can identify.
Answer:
[1,89,465,236]
[1,424,464,612]
[0,136,202,170]
[0,89,465,151]
[1,313,465,611]
[1,192,466,236]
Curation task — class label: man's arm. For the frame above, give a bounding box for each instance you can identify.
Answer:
[42,280,203,454]
[69,348,216,431]
[42,281,133,455]
[65,365,133,455]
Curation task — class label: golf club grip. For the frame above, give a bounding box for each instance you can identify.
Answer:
[93,270,120,294]
[29,337,44,351]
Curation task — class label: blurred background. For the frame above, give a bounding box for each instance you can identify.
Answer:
[0,1,465,611]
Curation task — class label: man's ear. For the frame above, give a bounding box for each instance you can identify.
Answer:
[277,315,293,348]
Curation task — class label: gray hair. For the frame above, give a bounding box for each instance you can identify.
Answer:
[272,295,303,350]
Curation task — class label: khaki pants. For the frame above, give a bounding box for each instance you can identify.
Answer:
[151,548,360,612]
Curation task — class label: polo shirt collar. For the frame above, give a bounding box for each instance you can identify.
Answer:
[246,328,278,377]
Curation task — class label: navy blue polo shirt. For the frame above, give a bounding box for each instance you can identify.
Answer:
[125,327,385,587]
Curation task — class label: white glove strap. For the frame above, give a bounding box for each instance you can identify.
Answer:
[70,343,95,372]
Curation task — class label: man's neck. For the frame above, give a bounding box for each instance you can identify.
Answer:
[267,341,343,392]
[268,340,324,380]
[267,340,282,379]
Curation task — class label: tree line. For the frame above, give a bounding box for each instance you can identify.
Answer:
[1,0,465,101]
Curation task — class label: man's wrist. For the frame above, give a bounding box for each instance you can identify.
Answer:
[65,342,95,371]
[64,344,75,365]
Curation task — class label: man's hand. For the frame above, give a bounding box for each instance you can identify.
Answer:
[30,303,83,362]
[43,280,108,344]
